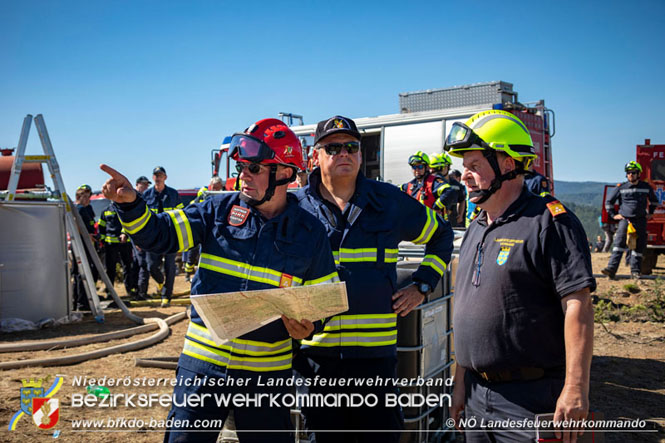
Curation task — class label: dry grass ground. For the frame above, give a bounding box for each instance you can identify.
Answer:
[0,256,664,442]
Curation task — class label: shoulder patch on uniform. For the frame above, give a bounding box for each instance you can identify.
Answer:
[546,200,567,217]
[228,205,250,226]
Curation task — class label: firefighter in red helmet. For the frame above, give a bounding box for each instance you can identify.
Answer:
[100,118,339,443]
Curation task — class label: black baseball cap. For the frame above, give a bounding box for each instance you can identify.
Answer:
[314,115,360,145]
[153,166,166,175]
[136,176,152,184]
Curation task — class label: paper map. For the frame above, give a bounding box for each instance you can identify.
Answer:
[190,282,348,344]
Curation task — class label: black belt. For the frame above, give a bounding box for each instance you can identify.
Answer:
[474,366,564,383]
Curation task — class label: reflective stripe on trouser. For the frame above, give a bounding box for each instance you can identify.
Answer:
[183,322,293,372]
[332,248,398,265]
[606,217,648,273]
[301,314,397,348]
[198,252,339,287]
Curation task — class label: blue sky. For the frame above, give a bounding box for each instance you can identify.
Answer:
[2,0,664,192]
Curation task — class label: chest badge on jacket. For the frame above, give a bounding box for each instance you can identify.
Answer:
[228,205,250,226]
[497,246,511,266]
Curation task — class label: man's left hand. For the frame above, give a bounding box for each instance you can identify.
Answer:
[392,284,425,317]
[281,316,314,339]
[553,383,589,443]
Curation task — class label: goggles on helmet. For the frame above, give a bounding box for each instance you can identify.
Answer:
[408,155,427,166]
[444,122,489,152]
[229,133,276,164]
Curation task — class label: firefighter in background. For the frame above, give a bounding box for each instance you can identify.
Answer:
[430,152,464,226]
[98,204,139,299]
[601,161,658,279]
[100,118,339,443]
[131,176,151,299]
[450,169,467,226]
[296,115,453,442]
[183,176,224,283]
[524,169,551,196]
[72,184,99,311]
[141,166,184,307]
[400,151,446,208]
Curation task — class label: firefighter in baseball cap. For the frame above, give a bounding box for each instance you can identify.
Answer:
[99,118,339,442]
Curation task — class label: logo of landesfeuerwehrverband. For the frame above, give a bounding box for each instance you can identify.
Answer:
[8,375,63,431]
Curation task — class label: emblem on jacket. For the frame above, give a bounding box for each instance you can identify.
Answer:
[496,246,511,266]
[228,205,250,226]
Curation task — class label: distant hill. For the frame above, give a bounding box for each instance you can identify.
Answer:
[553,180,614,240]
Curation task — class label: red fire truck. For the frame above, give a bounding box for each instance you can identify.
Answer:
[601,139,665,274]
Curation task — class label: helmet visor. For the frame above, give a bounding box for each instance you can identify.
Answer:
[444,122,487,152]
[229,134,275,163]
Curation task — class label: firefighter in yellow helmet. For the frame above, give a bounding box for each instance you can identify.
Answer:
[447,110,595,443]
[399,151,446,209]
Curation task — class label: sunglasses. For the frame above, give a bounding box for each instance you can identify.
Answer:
[235,163,265,175]
[626,171,639,175]
[411,164,426,170]
[317,141,360,156]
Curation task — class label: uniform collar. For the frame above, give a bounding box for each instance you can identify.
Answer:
[476,185,535,227]
[305,167,383,213]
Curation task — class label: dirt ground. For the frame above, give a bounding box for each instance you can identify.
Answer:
[1,256,664,442]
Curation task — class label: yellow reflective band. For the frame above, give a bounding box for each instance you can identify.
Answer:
[411,207,438,244]
[98,219,107,227]
[301,330,397,348]
[183,340,292,372]
[104,236,120,244]
[323,314,397,331]
[186,322,292,356]
[385,248,399,263]
[199,253,304,287]
[120,205,152,234]
[166,209,194,252]
[304,271,341,286]
[421,254,447,277]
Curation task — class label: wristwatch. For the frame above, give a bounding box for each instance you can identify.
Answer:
[415,281,432,296]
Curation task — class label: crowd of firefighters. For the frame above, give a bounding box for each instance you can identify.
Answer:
[63,108,657,443]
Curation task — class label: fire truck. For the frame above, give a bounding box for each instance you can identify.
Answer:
[211,81,556,193]
[601,139,665,274]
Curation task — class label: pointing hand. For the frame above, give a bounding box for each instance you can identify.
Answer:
[100,164,137,204]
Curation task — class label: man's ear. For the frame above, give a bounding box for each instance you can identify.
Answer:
[312,148,320,167]
[501,155,517,174]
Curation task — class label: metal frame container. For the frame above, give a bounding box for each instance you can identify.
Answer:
[0,200,70,322]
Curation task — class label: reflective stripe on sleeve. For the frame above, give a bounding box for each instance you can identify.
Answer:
[198,253,304,287]
[420,254,447,277]
[166,209,194,252]
[119,206,152,234]
[411,207,439,244]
